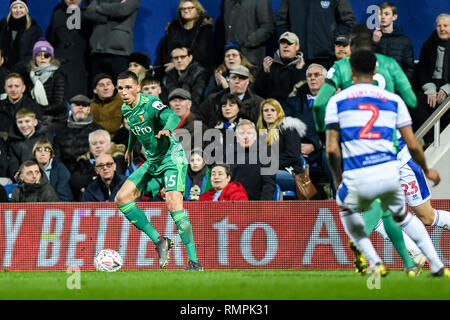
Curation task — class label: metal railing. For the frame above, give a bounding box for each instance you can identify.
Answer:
[415,96,450,147]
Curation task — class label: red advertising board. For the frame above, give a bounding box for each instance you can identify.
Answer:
[1,201,449,271]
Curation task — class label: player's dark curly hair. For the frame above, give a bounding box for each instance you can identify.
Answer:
[350,49,377,76]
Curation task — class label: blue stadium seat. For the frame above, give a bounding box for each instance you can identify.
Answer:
[273,184,281,200]
[125,162,137,177]
[4,184,17,201]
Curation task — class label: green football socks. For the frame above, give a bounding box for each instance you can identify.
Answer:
[171,210,198,263]
[363,199,415,268]
[119,202,160,244]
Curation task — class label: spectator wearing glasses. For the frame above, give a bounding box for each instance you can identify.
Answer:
[81,153,126,202]
[159,0,214,72]
[32,138,73,202]
[28,38,68,129]
[70,129,126,201]
[162,43,209,107]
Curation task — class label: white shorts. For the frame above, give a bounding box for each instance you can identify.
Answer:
[337,176,406,218]
[399,159,431,207]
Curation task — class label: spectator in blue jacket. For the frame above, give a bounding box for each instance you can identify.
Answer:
[81,153,126,202]
[32,138,73,202]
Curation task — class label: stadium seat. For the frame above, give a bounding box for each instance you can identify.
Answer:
[273,184,281,200]
[125,162,137,177]
[4,184,17,201]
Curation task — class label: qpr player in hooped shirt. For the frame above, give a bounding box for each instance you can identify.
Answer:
[325,82,412,211]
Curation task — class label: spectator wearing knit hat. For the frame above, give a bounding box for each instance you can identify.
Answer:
[89,73,123,139]
[27,37,68,129]
[46,0,92,98]
[0,0,43,76]
[84,0,141,83]
[128,51,151,85]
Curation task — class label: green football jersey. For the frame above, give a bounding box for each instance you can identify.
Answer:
[121,94,182,163]
[313,53,417,132]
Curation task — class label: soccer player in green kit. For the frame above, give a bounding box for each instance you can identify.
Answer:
[115,70,203,271]
[314,24,423,276]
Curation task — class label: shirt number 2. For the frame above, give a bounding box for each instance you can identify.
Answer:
[358,104,381,139]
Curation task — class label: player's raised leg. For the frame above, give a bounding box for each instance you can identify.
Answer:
[115,179,171,268]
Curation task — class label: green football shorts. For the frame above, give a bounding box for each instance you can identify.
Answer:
[127,150,187,197]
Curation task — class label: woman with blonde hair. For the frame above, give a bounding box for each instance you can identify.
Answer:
[257,98,307,194]
[0,0,42,74]
[159,0,214,72]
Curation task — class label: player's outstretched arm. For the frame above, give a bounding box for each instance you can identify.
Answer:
[399,125,440,186]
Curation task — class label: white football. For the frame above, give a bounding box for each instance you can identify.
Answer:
[94,249,123,272]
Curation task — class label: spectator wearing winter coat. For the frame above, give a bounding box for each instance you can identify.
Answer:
[254,31,306,107]
[81,153,126,202]
[46,0,92,98]
[275,0,355,68]
[7,108,53,180]
[11,159,59,202]
[84,0,140,82]
[53,94,104,173]
[159,0,214,72]
[0,0,43,75]
[184,149,211,201]
[70,129,126,201]
[257,98,308,194]
[227,120,276,201]
[413,13,450,135]
[90,73,123,138]
[199,163,248,201]
[223,0,274,66]
[28,38,68,128]
[0,48,10,97]
[194,65,263,128]
[32,138,73,202]
[162,44,209,108]
[0,72,43,140]
[372,2,415,81]
[204,42,256,99]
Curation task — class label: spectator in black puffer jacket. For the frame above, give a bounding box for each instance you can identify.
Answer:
[27,38,68,130]
[53,94,104,174]
[372,2,415,81]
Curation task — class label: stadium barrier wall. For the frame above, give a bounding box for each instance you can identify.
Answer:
[1,201,449,271]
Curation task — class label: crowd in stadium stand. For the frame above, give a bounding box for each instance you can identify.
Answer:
[0,0,448,202]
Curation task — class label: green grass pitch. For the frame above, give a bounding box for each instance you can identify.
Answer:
[0,269,449,300]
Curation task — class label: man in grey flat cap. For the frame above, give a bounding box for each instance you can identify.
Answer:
[194,65,263,128]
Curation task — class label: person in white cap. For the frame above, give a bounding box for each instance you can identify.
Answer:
[0,0,43,74]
